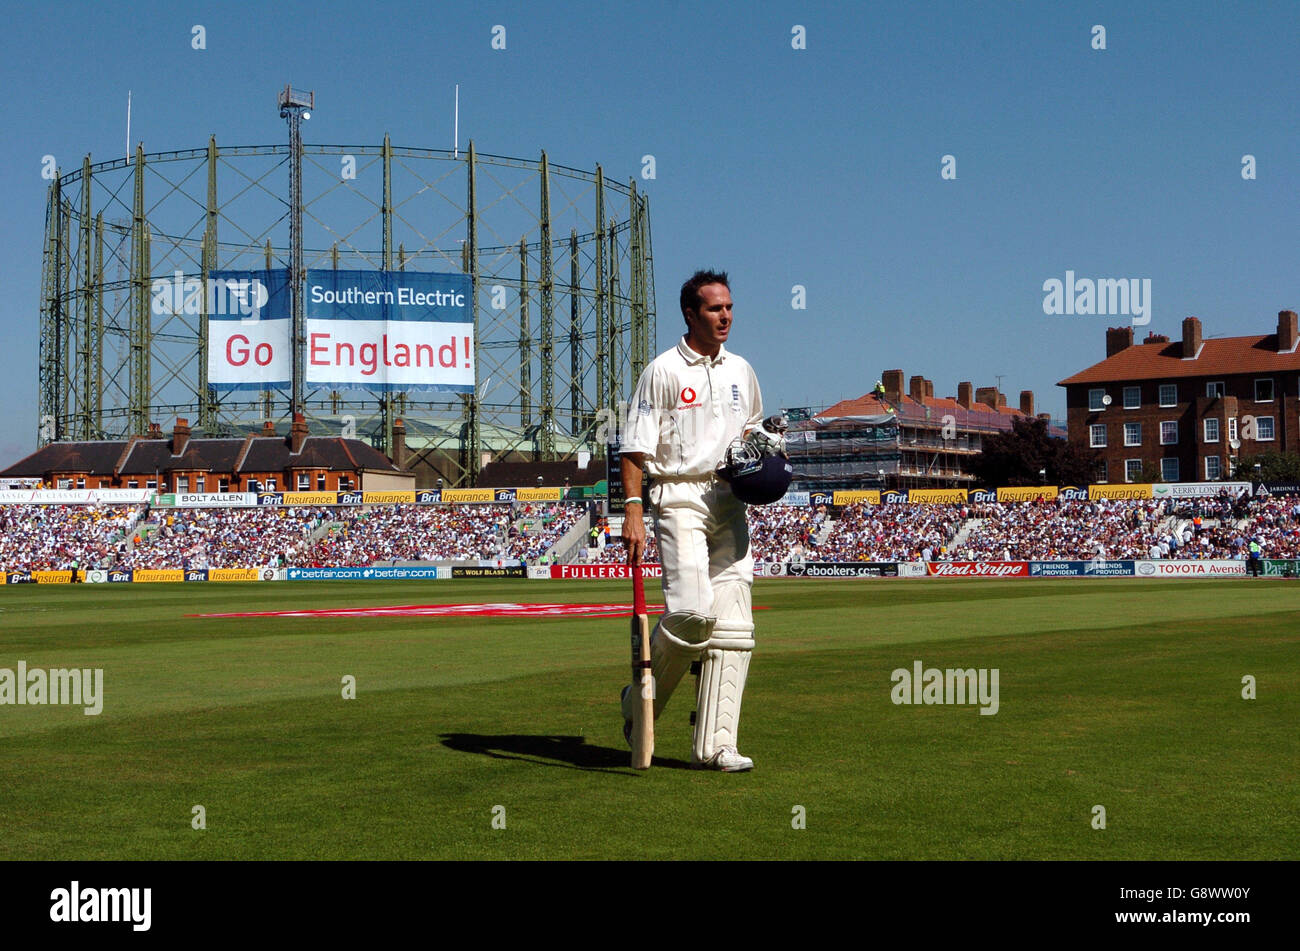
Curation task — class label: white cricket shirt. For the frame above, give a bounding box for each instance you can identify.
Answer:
[621,336,764,479]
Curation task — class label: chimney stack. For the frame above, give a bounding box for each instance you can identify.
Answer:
[1019,390,1034,416]
[261,420,276,437]
[1106,326,1134,357]
[1143,331,1170,344]
[289,413,309,454]
[881,369,904,402]
[146,422,165,439]
[1181,316,1203,359]
[172,417,191,456]
[391,418,407,468]
[975,386,1000,409]
[957,382,973,410]
[1277,310,1298,352]
[908,375,926,403]
[924,379,934,399]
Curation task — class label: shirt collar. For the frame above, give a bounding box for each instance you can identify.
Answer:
[677,336,727,366]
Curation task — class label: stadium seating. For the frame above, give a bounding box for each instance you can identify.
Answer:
[0,503,146,571]
[1,495,1296,570]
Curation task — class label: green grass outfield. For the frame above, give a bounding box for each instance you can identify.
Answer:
[0,577,1296,860]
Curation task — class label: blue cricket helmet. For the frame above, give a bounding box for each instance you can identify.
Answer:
[720,445,793,505]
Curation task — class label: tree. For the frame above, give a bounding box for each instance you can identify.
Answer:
[969,417,1100,487]
[1237,450,1300,482]
[1135,461,1164,484]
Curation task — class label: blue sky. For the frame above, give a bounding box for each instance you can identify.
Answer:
[2,0,1297,462]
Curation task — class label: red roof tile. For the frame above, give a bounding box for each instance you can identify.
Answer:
[1059,334,1300,386]
[818,392,1028,424]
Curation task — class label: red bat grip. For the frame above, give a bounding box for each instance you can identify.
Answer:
[631,561,647,616]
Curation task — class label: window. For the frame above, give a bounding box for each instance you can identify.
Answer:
[127,480,139,489]
[298,473,310,490]
[57,479,71,489]
[1206,381,1225,398]
[1088,388,1106,411]
[1255,378,1274,402]
[1123,386,1141,409]
[1125,460,1143,483]
[1158,384,1177,407]
[317,473,327,491]
[266,478,277,491]
[1228,417,1238,442]
[218,479,229,493]
[146,479,157,490]
[1124,422,1142,446]
[1160,421,1178,445]
[1256,416,1275,441]
[339,476,353,491]
[1090,424,1107,447]
[1203,418,1220,442]
[248,480,260,493]
[75,478,85,489]
[1094,459,1108,483]
[196,477,205,492]
[1160,458,1179,482]
[1205,456,1221,480]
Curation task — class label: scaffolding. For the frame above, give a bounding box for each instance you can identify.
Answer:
[37,139,654,486]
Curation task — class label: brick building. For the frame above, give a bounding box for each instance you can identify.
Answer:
[788,369,1056,489]
[1058,311,1300,483]
[0,414,413,493]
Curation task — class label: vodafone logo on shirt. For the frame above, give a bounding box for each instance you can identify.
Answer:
[677,386,700,409]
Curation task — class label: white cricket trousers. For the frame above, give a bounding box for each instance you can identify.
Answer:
[651,478,753,615]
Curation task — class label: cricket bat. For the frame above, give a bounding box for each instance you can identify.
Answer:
[630,561,655,769]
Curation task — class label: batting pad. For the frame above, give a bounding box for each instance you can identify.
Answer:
[693,581,755,763]
[623,611,711,721]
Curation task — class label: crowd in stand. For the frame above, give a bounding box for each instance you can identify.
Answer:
[584,526,661,564]
[500,504,584,562]
[747,505,828,562]
[816,503,967,562]
[586,505,826,564]
[0,503,145,571]
[122,506,332,569]
[294,502,587,566]
[1,494,1298,570]
[958,499,1168,561]
[296,504,510,565]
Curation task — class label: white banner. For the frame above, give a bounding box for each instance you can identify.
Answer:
[171,493,258,508]
[208,319,293,390]
[0,489,153,505]
[1134,559,1247,576]
[1152,482,1252,498]
[305,320,474,390]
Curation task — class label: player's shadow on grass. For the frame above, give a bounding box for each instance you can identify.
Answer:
[439,733,692,772]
